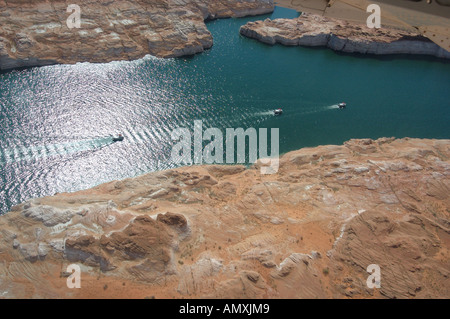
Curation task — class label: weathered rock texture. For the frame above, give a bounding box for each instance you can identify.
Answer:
[0,138,449,298]
[240,12,450,58]
[0,0,274,70]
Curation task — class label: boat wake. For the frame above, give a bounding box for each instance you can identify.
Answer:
[204,104,342,128]
[252,104,343,118]
[253,111,277,117]
[281,104,342,116]
[0,137,115,165]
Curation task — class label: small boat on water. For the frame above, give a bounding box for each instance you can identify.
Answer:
[338,102,346,109]
[112,134,124,142]
[274,108,283,115]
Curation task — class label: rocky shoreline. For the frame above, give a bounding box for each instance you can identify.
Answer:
[0,0,274,71]
[2,1,450,71]
[240,12,450,59]
[1,137,449,298]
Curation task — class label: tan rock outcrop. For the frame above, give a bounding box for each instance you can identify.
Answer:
[240,12,450,58]
[0,137,449,298]
[0,0,274,70]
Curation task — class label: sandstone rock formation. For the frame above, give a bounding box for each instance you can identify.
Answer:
[0,137,449,298]
[0,0,274,70]
[240,12,450,58]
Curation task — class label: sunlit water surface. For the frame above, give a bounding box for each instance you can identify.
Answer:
[1,7,449,214]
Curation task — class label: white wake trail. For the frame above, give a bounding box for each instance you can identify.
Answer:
[0,137,114,165]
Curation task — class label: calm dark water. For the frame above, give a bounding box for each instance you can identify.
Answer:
[0,7,449,214]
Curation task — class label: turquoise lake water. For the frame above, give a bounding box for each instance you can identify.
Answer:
[0,7,449,214]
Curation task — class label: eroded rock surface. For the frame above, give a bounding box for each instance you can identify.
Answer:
[0,0,274,70]
[240,12,450,58]
[0,137,448,298]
